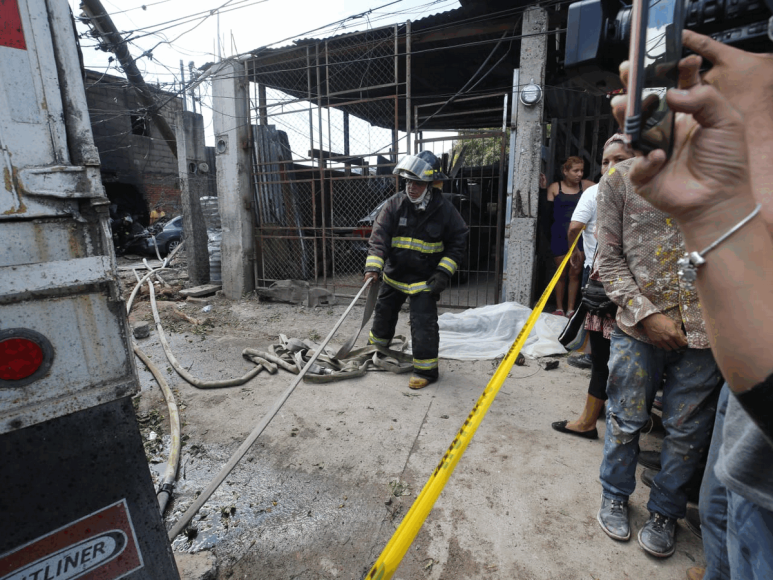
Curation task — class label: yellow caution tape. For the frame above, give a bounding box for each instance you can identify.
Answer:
[366,230,584,580]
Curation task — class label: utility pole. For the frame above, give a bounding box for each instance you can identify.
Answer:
[504,6,548,305]
[179,60,187,112]
[188,61,198,114]
[80,0,178,158]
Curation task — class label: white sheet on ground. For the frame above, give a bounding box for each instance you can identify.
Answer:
[433,301,568,360]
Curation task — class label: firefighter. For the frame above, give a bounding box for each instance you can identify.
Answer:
[363,150,468,389]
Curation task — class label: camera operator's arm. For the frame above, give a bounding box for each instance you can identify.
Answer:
[616,54,773,400]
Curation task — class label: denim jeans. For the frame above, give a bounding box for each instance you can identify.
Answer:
[700,384,731,579]
[727,489,773,579]
[701,383,773,580]
[599,328,721,519]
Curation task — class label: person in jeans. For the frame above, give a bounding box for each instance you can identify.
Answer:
[607,30,773,580]
[594,159,723,558]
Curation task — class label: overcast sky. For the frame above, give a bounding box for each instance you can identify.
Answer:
[72,0,460,144]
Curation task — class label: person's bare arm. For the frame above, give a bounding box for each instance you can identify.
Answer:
[567,220,585,269]
[546,182,558,202]
[613,39,773,391]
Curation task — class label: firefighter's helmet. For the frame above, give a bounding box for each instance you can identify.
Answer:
[392,150,445,182]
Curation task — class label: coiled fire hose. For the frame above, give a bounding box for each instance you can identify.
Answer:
[167,277,374,540]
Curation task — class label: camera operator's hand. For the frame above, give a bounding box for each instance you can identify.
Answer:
[641,313,688,351]
[683,30,773,131]
[611,58,753,229]
[611,31,773,229]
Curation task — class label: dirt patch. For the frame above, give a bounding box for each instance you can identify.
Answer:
[128,294,705,580]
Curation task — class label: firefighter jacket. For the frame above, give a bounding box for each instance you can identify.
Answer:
[364,189,468,294]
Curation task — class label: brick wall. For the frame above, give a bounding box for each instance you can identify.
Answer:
[85,70,184,223]
[144,179,181,218]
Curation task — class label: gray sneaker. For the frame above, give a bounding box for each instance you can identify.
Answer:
[597,495,631,541]
[638,511,677,557]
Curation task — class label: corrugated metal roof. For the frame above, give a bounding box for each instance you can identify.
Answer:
[244,0,544,130]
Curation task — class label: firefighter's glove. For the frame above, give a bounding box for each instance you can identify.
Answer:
[427,271,450,295]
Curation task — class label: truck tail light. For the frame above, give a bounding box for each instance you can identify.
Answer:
[0,329,53,385]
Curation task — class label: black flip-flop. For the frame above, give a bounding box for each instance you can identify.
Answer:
[551,420,598,440]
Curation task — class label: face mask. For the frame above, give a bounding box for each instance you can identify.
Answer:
[405,183,429,207]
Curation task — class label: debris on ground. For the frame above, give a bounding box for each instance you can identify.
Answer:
[255,279,337,307]
[132,321,151,339]
[389,480,411,497]
[173,550,217,580]
[180,284,222,298]
[541,359,560,371]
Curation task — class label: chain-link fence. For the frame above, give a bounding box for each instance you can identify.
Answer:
[414,93,509,308]
[249,27,405,296]
[248,27,509,309]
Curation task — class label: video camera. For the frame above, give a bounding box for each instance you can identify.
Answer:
[565,0,773,94]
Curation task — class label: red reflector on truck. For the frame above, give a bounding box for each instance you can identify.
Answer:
[0,338,44,381]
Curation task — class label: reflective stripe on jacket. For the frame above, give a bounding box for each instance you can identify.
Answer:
[364,189,468,291]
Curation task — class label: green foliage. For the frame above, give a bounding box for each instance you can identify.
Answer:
[448,128,510,168]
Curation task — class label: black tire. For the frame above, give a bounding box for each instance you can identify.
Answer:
[165,239,181,255]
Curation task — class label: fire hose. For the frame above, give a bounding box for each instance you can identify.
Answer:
[132,345,181,515]
[167,277,376,540]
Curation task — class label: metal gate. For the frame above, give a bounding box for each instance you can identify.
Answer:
[414,92,509,308]
[544,92,616,185]
[534,91,616,302]
[249,27,508,309]
[249,28,403,297]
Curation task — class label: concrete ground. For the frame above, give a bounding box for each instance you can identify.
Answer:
[130,291,704,580]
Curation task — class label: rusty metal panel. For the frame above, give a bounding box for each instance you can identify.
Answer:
[0,291,137,434]
[0,0,138,434]
[0,0,103,219]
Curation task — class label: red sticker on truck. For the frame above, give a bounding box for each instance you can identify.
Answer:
[0,0,27,50]
[0,500,144,580]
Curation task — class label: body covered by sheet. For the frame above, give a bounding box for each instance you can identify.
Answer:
[435,302,568,360]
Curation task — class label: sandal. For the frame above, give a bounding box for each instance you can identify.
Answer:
[552,309,565,317]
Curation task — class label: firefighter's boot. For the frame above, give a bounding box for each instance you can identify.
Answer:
[408,374,437,390]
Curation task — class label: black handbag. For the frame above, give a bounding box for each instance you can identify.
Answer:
[581,279,617,317]
[558,302,588,349]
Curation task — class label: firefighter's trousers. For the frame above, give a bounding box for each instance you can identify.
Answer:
[368,284,439,379]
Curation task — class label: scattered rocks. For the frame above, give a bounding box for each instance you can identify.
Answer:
[132,321,150,339]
